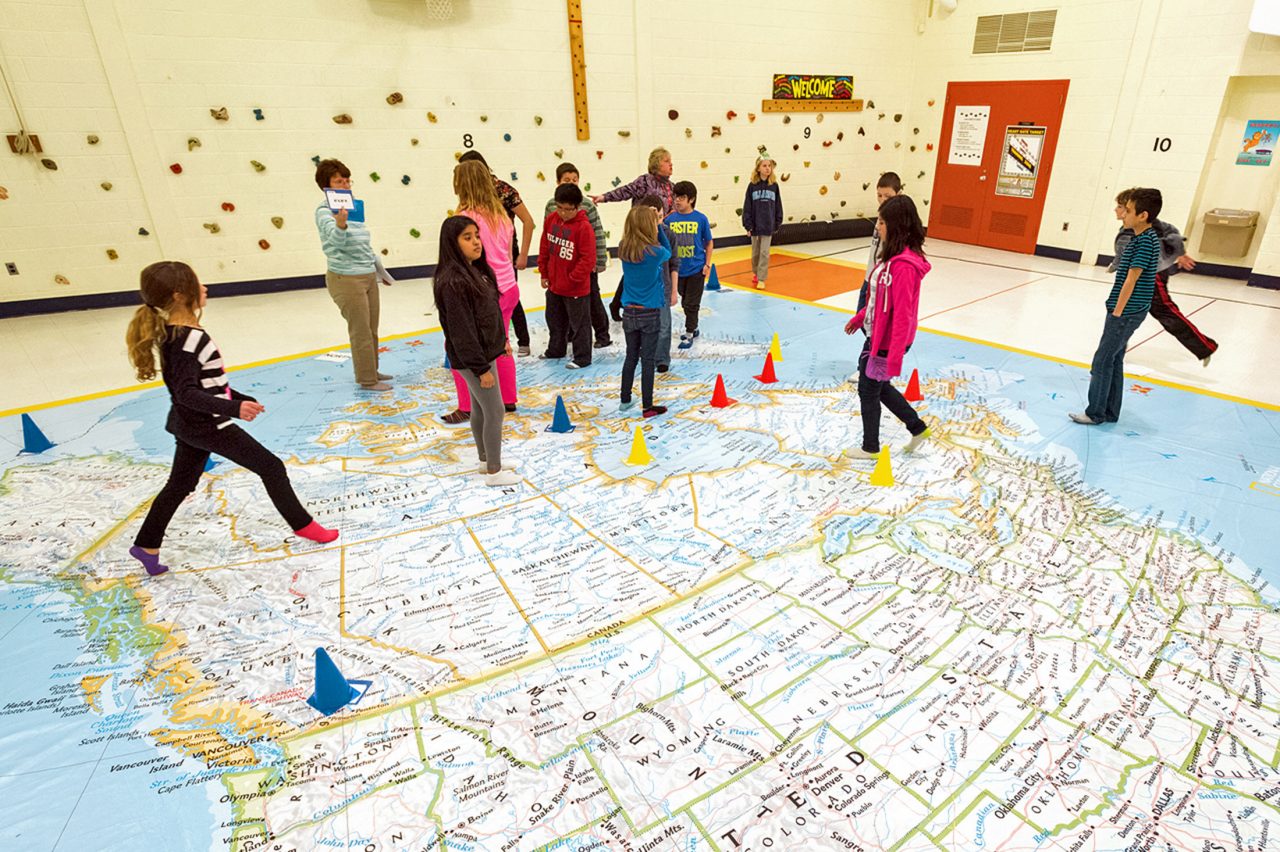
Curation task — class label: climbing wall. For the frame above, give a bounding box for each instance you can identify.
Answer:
[0,0,925,305]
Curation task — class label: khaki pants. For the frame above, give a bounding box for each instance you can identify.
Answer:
[325,271,380,385]
[751,235,772,281]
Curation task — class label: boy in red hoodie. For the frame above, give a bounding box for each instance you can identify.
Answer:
[539,182,598,368]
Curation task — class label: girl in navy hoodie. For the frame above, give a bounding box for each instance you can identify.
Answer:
[742,155,783,290]
[843,195,931,458]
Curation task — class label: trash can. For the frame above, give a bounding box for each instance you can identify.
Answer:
[1200,208,1259,257]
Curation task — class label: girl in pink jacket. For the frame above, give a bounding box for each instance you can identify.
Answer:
[843,195,932,458]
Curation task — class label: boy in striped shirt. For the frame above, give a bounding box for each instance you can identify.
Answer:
[1071,187,1162,425]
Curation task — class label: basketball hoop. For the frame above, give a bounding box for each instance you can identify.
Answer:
[425,0,453,20]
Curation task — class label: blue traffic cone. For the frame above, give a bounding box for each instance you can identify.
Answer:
[306,647,370,716]
[443,352,451,369]
[546,395,575,433]
[705,263,721,291]
[204,457,218,472]
[20,414,54,454]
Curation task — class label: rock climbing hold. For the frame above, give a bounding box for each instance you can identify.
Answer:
[700,161,707,168]
[837,131,845,141]
[928,99,936,107]
[819,185,828,195]
[187,137,201,151]
[735,207,743,216]
[210,107,229,121]
[611,177,621,187]
[803,161,810,167]
[757,145,768,155]
[332,113,353,125]
[203,222,221,233]
[250,160,266,172]
[221,202,235,212]
[401,175,411,185]
[913,127,920,135]
[910,145,916,152]
[106,249,118,260]
[783,115,791,124]
[583,183,591,191]
[787,216,794,222]
[169,163,183,174]
[253,108,264,120]
[40,158,58,170]
[554,148,564,158]
[710,126,722,137]
[733,175,740,183]
[917,170,926,179]
[510,171,517,180]
[411,138,419,145]
[138,227,150,236]
[862,182,870,190]
[840,200,847,206]
[596,151,603,159]
[100,181,112,191]
[503,133,512,142]
[534,115,543,125]
[427,112,438,123]
[816,113,824,123]
[724,147,731,154]
[684,127,692,138]
[748,113,757,122]
[894,114,903,122]
[381,248,389,255]
[386,92,404,105]
[831,212,839,219]
[726,110,737,120]
[409,228,421,238]
[926,143,934,151]
[311,155,321,166]
[454,151,462,161]
[810,214,818,221]
[617,129,631,137]
[780,173,790,182]
[873,144,881,151]
[537,171,546,181]
[833,171,841,180]
[668,109,679,120]
[54,274,70,286]
[258,239,270,250]
[86,134,99,145]
[271,216,284,229]
[866,99,875,109]
[822,140,833,148]
[923,199,930,206]
[479,114,488,122]
[878,113,885,120]
[793,144,799,151]
[894,142,901,149]
[710,194,719,201]
[0,186,7,200]
[857,127,865,136]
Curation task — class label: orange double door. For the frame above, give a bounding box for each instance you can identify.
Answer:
[928,79,1070,254]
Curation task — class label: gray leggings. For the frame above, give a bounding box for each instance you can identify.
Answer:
[458,364,505,472]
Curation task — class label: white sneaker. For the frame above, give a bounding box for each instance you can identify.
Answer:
[1201,353,1212,367]
[845,447,879,460]
[903,427,931,454]
[477,460,518,474]
[484,469,522,487]
[1068,412,1099,425]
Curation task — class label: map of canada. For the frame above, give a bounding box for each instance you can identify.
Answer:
[2,293,1278,851]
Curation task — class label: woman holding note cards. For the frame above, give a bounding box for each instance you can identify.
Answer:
[314,158,396,392]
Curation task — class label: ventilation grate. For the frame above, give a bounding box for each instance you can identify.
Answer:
[989,211,1030,236]
[974,10,1057,54]
[938,205,975,229]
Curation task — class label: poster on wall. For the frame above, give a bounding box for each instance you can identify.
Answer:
[995,125,1046,198]
[771,74,854,100]
[948,105,990,166]
[1236,119,1278,166]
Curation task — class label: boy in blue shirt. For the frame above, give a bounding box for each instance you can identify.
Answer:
[1071,187,1162,426]
[664,181,714,349]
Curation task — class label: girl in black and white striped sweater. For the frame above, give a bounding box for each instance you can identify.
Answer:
[125,261,337,577]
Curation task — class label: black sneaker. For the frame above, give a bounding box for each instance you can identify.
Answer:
[594,339,612,349]
[656,364,670,373]
[505,404,518,413]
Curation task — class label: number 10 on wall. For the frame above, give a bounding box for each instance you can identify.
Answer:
[1153,137,1172,152]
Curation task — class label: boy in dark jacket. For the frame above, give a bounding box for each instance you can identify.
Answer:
[539,182,598,368]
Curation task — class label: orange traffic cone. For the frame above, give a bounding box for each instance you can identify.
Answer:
[710,374,737,408]
[754,353,778,384]
[904,369,923,402]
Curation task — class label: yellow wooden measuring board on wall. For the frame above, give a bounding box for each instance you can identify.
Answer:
[761,99,864,113]
[567,0,589,140]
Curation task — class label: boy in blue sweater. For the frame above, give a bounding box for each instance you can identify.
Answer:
[665,181,714,349]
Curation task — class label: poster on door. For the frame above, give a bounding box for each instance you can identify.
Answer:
[1236,119,1278,166]
[996,125,1046,198]
[948,105,990,166]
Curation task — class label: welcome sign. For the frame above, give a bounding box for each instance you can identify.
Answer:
[771,74,854,100]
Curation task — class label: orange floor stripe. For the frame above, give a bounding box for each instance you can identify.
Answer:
[717,255,864,302]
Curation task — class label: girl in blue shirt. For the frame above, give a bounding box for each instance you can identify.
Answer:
[617,206,673,417]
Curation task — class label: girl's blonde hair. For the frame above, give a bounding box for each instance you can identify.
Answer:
[126,261,202,381]
[646,147,671,175]
[618,206,659,263]
[453,160,505,228]
[750,157,777,184]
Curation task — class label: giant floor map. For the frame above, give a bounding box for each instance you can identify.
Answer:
[2,291,1279,851]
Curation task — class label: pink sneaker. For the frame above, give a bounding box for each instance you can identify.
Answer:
[294,521,339,543]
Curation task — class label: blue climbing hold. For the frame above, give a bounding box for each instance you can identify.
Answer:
[401,175,411,185]
[253,108,264,120]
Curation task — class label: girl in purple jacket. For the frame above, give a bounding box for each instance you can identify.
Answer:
[843,195,932,458]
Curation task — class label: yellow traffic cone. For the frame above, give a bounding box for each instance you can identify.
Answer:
[625,426,653,466]
[869,447,894,486]
[768,332,783,362]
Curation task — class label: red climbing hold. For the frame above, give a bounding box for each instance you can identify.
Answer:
[221,202,235,212]
[169,163,183,174]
